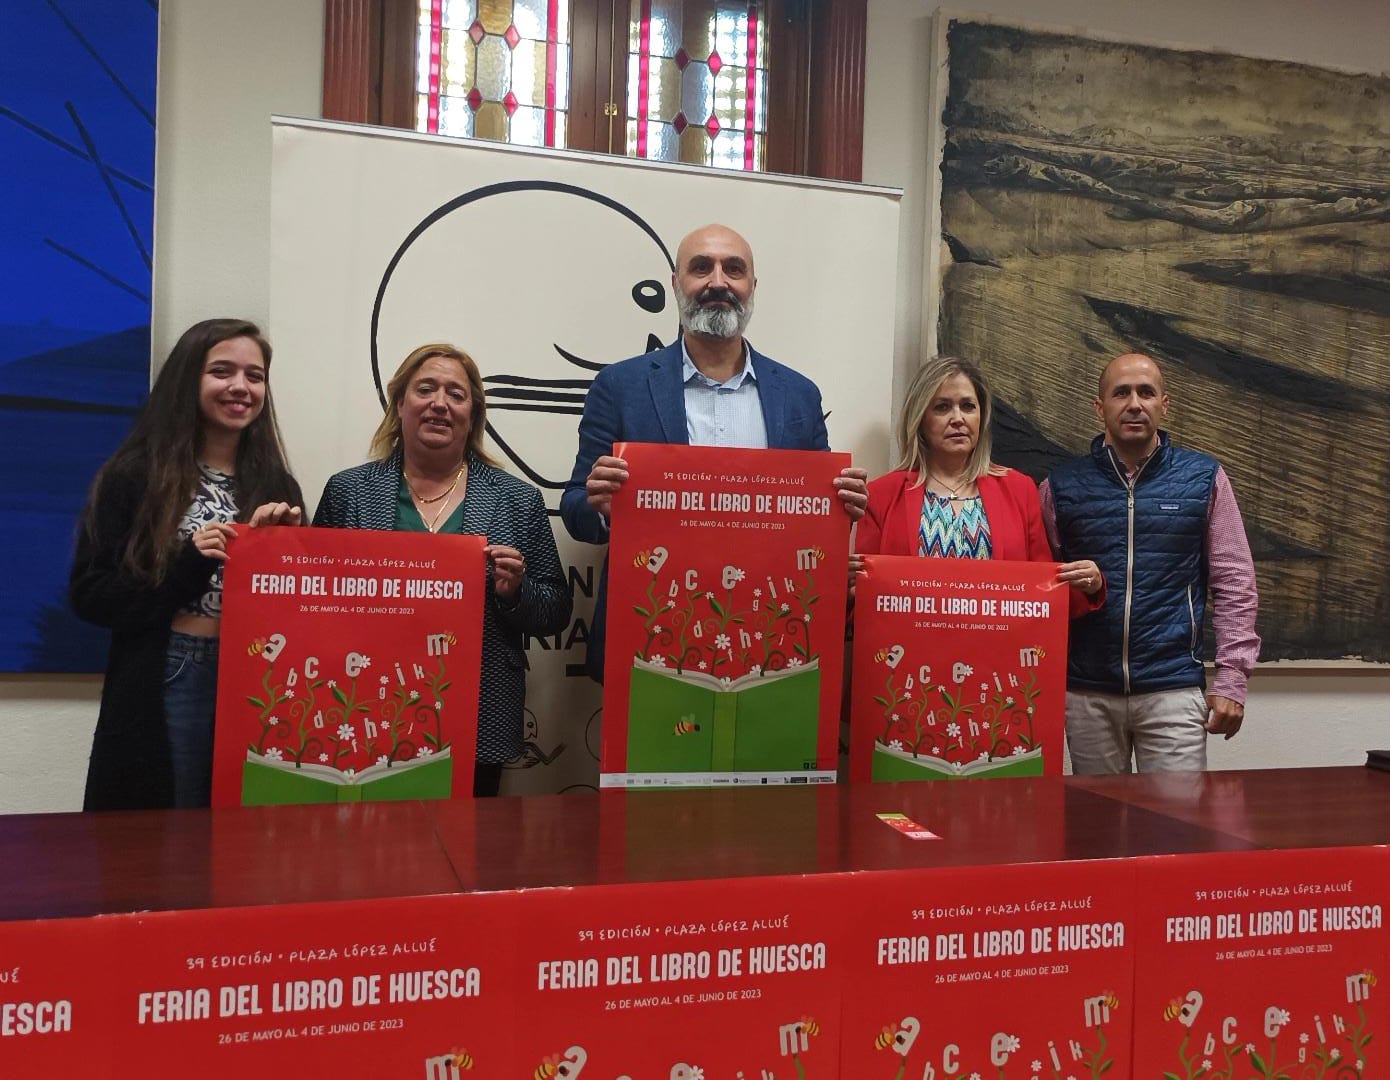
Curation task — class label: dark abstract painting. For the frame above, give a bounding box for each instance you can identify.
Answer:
[0,2,155,670]
[937,19,1390,662]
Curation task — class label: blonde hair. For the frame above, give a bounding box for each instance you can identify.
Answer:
[369,343,499,466]
[895,356,1001,485]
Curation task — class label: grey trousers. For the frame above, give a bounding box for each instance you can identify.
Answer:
[1065,686,1208,774]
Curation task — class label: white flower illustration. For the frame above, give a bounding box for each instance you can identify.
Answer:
[410,689,420,699]
[1012,746,1026,756]
[754,631,763,640]
[1031,1062,1041,1072]
[931,747,941,755]
[336,723,354,740]
[359,656,371,668]
[417,746,434,758]
[1202,1062,1212,1071]
[946,723,961,737]
[803,612,811,622]
[328,679,337,688]
[731,568,745,582]
[379,675,389,684]
[788,657,804,667]
[891,713,901,721]
[376,755,388,767]
[264,747,283,762]
[1245,1043,1256,1054]
[698,661,708,671]
[434,700,444,710]
[652,623,663,633]
[969,1073,981,1080]
[715,633,731,650]
[1004,1035,1020,1052]
[889,740,904,751]
[318,753,329,763]
[1277,1008,1290,1024]
[748,665,761,676]
[753,587,762,597]
[648,654,667,667]
[689,1068,705,1080]
[1300,1034,1309,1045]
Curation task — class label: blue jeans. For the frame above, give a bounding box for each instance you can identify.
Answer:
[163,631,219,807]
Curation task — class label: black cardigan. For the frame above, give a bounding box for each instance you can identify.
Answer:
[70,461,301,810]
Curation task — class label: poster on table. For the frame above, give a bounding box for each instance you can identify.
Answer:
[1133,846,1388,1077]
[95,895,515,1079]
[510,874,847,1077]
[0,918,121,1076]
[849,555,1068,782]
[601,443,852,788]
[840,859,1135,1079]
[212,526,484,806]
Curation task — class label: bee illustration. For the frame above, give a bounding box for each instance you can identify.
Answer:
[247,637,267,656]
[808,545,825,562]
[634,549,653,569]
[1162,997,1184,1021]
[799,1016,820,1038]
[1033,647,1046,661]
[534,1057,559,1080]
[443,631,457,646]
[449,1048,474,1070]
[873,647,889,663]
[1363,969,1378,987]
[1103,990,1119,1010]
[673,719,700,736]
[873,1026,897,1050]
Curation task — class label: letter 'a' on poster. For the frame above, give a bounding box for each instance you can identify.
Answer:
[211,526,485,806]
[849,554,1068,782]
[601,443,851,788]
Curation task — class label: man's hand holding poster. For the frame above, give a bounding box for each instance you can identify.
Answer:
[602,444,851,787]
[212,526,484,806]
[850,555,1068,782]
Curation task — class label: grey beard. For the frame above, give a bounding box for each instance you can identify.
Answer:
[679,294,754,339]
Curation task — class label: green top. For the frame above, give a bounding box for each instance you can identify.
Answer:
[395,473,467,534]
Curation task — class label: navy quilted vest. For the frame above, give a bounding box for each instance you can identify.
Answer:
[1048,433,1217,694]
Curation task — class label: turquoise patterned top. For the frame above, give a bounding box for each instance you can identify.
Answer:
[917,490,992,559]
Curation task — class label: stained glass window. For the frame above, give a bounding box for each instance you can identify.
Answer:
[416,0,572,148]
[626,1,768,171]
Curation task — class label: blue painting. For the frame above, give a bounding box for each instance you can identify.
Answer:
[0,1,156,670]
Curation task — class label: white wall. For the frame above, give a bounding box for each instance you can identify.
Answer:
[3,0,1384,813]
[864,0,1390,772]
[0,0,325,814]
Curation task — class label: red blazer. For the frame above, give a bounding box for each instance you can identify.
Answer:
[856,468,1101,617]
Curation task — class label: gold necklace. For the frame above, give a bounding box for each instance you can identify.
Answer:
[927,470,976,502]
[404,464,465,532]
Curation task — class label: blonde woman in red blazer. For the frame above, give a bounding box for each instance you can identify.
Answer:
[857,358,1104,617]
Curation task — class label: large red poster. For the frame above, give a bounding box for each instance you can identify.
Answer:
[602,443,852,787]
[840,860,1135,1079]
[212,526,484,806]
[509,874,848,1077]
[1133,847,1387,1077]
[849,555,1069,782]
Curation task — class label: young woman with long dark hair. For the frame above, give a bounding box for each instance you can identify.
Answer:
[71,318,303,809]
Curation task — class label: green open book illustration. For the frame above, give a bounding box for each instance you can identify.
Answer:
[871,742,1043,782]
[626,659,821,773]
[242,748,454,804]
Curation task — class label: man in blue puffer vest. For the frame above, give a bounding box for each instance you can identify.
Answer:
[1040,353,1260,772]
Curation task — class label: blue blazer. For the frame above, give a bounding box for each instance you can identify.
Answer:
[560,340,830,680]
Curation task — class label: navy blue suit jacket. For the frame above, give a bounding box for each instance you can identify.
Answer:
[561,339,830,680]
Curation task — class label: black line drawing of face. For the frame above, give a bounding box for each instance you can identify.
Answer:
[371,182,675,505]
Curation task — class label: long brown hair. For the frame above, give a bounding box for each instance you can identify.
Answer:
[82,318,302,585]
[368,343,499,466]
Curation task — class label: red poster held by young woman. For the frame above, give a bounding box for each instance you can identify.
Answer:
[850,554,1069,782]
[602,443,851,788]
[212,526,483,806]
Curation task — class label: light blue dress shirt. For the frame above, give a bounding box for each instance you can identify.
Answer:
[681,339,769,449]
